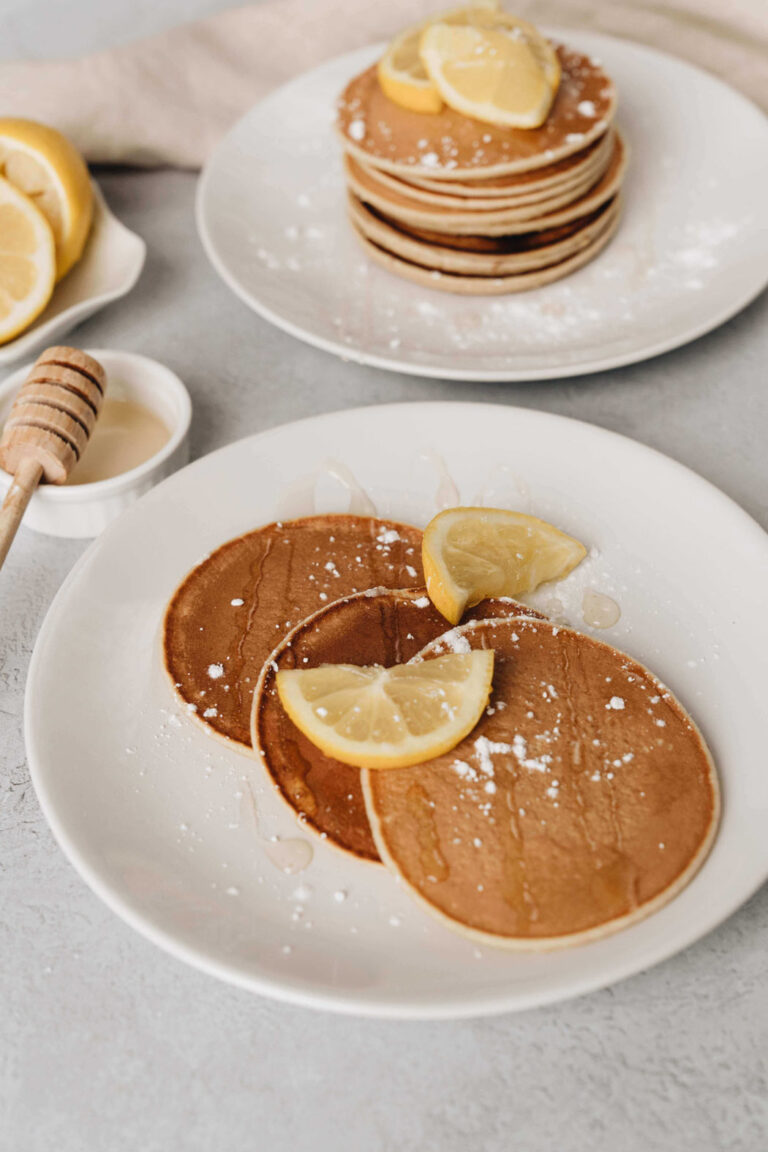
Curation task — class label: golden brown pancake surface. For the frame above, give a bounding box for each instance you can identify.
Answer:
[163,515,424,749]
[252,590,545,861]
[363,617,719,946]
[337,45,616,179]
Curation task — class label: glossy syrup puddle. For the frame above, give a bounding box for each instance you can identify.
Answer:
[277,458,377,519]
[264,837,314,875]
[582,589,621,629]
[237,773,315,875]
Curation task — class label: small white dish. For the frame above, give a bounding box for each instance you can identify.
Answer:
[24,403,768,1018]
[0,184,146,367]
[198,33,768,381]
[0,349,191,538]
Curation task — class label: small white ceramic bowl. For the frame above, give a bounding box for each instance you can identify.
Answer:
[0,184,146,367]
[0,349,191,538]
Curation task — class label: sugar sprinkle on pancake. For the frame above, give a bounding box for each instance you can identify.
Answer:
[345,133,626,236]
[252,589,545,861]
[163,515,424,750]
[350,131,613,211]
[344,151,604,226]
[363,617,719,947]
[338,45,616,180]
[404,131,612,197]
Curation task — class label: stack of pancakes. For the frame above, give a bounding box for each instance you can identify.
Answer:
[337,44,627,293]
[163,513,719,951]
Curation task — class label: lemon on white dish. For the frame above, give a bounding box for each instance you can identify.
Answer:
[0,185,145,368]
[0,174,56,346]
[0,118,93,281]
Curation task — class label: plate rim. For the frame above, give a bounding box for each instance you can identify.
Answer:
[196,32,768,383]
[25,400,768,1019]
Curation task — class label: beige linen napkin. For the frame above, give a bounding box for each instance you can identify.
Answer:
[0,0,765,168]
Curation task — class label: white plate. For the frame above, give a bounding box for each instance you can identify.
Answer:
[197,34,768,382]
[0,184,146,366]
[26,403,768,1018]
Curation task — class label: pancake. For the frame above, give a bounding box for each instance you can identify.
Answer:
[352,199,621,295]
[372,198,613,253]
[353,131,614,211]
[349,193,620,277]
[337,44,616,180]
[163,515,424,750]
[252,589,545,861]
[363,618,720,949]
[344,133,626,236]
[405,132,613,198]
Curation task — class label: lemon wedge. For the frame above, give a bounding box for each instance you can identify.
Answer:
[423,507,586,624]
[419,15,560,128]
[0,175,56,345]
[0,119,93,280]
[377,1,503,114]
[276,651,494,769]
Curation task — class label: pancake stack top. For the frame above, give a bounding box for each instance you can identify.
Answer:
[336,11,627,294]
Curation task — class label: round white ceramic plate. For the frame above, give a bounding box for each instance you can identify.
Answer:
[197,34,768,382]
[26,403,768,1018]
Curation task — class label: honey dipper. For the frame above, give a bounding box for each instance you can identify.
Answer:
[0,346,107,569]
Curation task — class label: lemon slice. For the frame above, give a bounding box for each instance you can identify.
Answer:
[419,16,560,128]
[377,1,502,114]
[276,651,494,769]
[0,175,56,345]
[0,119,93,280]
[423,507,586,624]
[378,23,444,114]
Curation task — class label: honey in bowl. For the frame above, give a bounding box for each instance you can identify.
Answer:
[65,397,170,485]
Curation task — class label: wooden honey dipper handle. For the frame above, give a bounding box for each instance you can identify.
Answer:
[0,458,44,569]
[0,346,107,570]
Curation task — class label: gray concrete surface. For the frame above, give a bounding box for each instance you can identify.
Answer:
[1,3,767,1150]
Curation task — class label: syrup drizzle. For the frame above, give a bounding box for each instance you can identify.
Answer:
[419,450,460,510]
[472,463,531,511]
[264,837,314,874]
[276,458,377,520]
[582,589,621,629]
